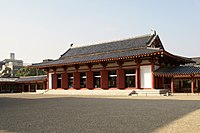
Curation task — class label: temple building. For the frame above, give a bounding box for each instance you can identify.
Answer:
[0,75,47,93]
[30,32,200,95]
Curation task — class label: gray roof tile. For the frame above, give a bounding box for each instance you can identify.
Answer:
[60,34,152,58]
[16,75,47,83]
[33,48,161,67]
[31,33,193,68]
[32,34,162,67]
[0,78,18,82]
[154,66,200,76]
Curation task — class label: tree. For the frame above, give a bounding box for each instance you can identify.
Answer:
[16,67,46,77]
[0,67,11,77]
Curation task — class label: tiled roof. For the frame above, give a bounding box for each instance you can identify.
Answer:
[0,78,18,82]
[60,34,153,59]
[33,48,162,67]
[154,66,200,76]
[32,34,164,67]
[15,75,47,83]
[31,33,194,68]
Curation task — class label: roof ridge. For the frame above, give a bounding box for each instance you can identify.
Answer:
[19,75,47,78]
[72,33,152,49]
[64,46,148,60]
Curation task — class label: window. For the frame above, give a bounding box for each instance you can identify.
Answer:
[37,83,45,90]
[108,70,116,88]
[94,71,101,88]
[183,79,191,88]
[80,72,86,88]
[125,69,135,88]
[30,84,36,92]
[57,74,62,88]
[68,73,73,88]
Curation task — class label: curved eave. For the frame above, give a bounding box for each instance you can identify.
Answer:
[154,73,200,77]
[163,51,195,63]
[30,51,163,69]
[16,77,47,83]
[15,79,47,83]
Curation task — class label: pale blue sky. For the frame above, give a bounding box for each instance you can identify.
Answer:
[0,0,200,63]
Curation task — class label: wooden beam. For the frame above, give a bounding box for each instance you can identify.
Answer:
[100,62,107,69]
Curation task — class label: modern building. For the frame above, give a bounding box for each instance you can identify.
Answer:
[30,32,200,95]
[0,53,23,77]
[0,53,48,93]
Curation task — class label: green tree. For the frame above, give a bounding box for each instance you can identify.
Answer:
[16,67,46,77]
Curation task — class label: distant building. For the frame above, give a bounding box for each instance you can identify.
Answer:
[0,75,47,93]
[0,53,47,93]
[192,57,200,66]
[0,53,24,77]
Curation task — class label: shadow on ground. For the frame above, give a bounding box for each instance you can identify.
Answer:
[0,96,200,133]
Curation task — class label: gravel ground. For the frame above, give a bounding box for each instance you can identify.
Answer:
[0,94,200,133]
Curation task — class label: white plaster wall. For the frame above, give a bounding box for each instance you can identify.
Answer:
[48,73,53,89]
[56,68,64,72]
[92,64,102,69]
[107,62,118,68]
[123,61,136,66]
[67,67,76,73]
[91,64,102,71]
[79,65,88,70]
[49,68,54,73]
[141,59,150,64]
[140,65,152,88]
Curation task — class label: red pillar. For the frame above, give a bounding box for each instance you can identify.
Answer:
[171,78,174,93]
[52,74,57,89]
[135,65,140,89]
[198,80,200,93]
[86,71,94,89]
[151,63,155,89]
[46,69,49,90]
[117,69,125,89]
[22,84,24,92]
[191,78,195,93]
[28,83,31,92]
[62,72,68,90]
[154,77,157,89]
[73,72,80,89]
[158,77,163,88]
[35,83,37,92]
[101,70,108,89]
[43,82,46,90]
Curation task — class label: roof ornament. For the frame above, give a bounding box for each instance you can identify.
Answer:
[146,29,157,45]
[70,43,73,48]
[151,29,156,36]
[59,43,74,58]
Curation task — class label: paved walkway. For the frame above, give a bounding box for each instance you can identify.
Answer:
[0,94,200,133]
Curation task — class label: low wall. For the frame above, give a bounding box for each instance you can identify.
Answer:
[44,89,133,96]
[36,89,168,96]
[36,90,47,94]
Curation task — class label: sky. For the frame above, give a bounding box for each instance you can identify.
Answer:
[0,0,200,63]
